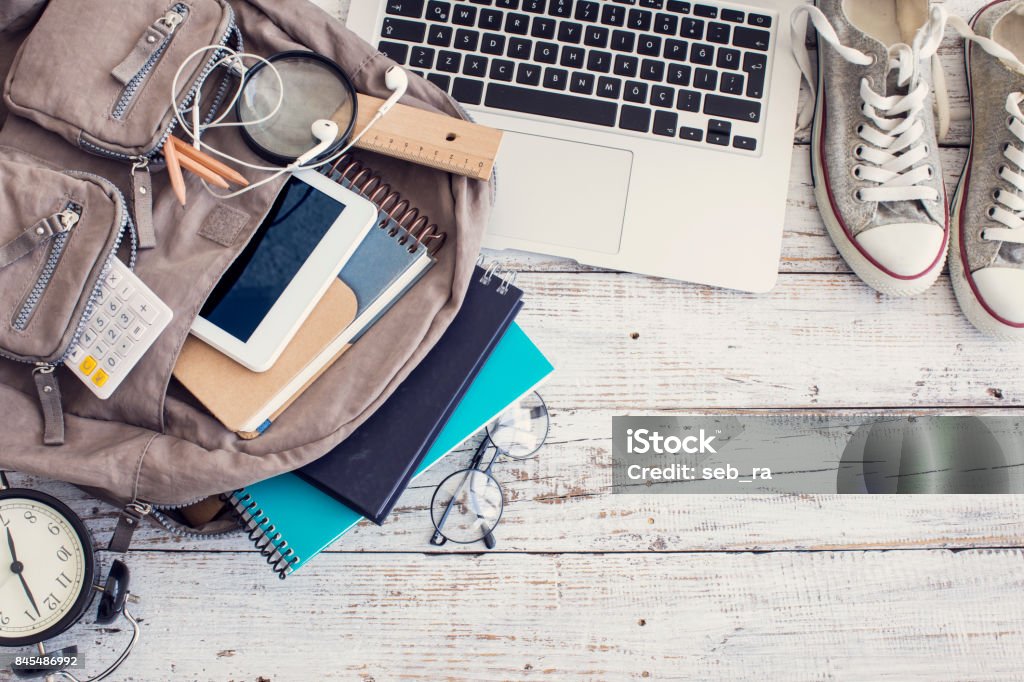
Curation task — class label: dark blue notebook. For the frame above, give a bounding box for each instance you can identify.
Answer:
[296,265,524,524]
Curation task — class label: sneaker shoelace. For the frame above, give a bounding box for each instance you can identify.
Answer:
[983,92,1024,243]
[791,5,949,205]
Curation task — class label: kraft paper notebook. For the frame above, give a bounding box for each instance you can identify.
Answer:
[173,164,441,434]
[297,264,525,523]
[227,322,554,578]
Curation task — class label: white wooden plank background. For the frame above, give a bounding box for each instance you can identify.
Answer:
[10,0,1024,680]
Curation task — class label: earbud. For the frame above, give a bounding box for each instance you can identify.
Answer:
[293,119,340,166]
[378,65,409,115]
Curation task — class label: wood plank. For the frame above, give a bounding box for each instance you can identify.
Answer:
[60,550,1024,681]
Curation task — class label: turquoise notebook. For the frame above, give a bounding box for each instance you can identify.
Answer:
[229,323,554,577]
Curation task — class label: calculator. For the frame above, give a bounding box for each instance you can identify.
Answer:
[65,258,173,399]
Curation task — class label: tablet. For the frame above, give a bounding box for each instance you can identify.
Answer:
[191,169,377,372]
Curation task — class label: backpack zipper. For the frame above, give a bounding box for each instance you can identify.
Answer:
[112,4,190,120]
[13,204,81,331]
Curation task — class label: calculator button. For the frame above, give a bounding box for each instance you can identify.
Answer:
[129,297,159,324]
[104,327,122,345]
[93,314,111,332]
[116,338,134,358]
[92,342,108,360]
[129,322,147,340]
[79,356,98,376]
[92,369,109,387]
[104,269,125,289]
[104,297,123,316]
[67,345,86,365]
[116,311,135,329]
[103,354,121,371]
[81,329,99,348]
[117,283,135,301]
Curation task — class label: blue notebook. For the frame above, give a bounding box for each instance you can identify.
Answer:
[228,323,554,578]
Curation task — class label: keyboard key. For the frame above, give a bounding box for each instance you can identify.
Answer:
[733,135,757,151]
[549,0,573,17]
[587,50,611,72]
[486,82,617,125]
[667,0,690,13]
[517,63,542,85]
[426,1,451,21]
[561,45,585,67]
[704,93,761,122]
[535,41,558,62]
[575,0,599,21]
[640,0,664,7]
[733,25,770,51]
[654,12,678,34]
[637,34,661,56]
[464,54,489,76]
[708,118,731,135]
[681,125,703,140]
[437,50,461,71]
[676,88,700,111]
[748,13,771,28]
[693,4,717,18]
[532,17,556,38]
[611,30,635,51]
[680,17,703,38]
[720,72,743,95]
[558,20,583,42]
[481,32,506,54]
[614,54,639,77]
[707,21,729,44]
[664,38,688,60]
[743,51,767,98]
[453,5,477,25]
[601,4,626,26]
[379,40,409,64]
[410,46,435,68]
[650,84,674,107]
[523,0,545,12]
[653,110,678,136]
[479,8,503,29]
[382,17,427,43]
[455,29,480,50]
[497,0,519,6]
[490,58,515,80]
[427,72,451,90]
[597,76,622,98]
[707,131,729,145]
[452,77,485,104]
[619,105,651,132]
[627,8,653,31]
[721,8,743,22]
[387,0,425,18]
[543,67,569,89]
[584,25,609,46]
[508,37,532,58]
[694,67,717,90]
[427,24,453,46]
[640,58,664,81]
[667,63,691,85]
[506,12,530,33]
[570,71,595,93]
[716,47,740,69]
[690,43,713,64]
[624,80,648,102]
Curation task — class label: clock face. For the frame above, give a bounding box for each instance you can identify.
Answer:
[0,491,95,647]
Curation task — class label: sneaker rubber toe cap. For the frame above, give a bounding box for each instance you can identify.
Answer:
[855,222,945,278]
[972,267,1024,326]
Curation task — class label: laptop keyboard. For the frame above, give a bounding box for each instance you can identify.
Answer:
[376,0,776,154]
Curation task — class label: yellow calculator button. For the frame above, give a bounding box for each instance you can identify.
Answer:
[80,357,98,376]
[92,370,109,388]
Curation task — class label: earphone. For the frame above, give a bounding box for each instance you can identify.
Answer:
[170,47,409,199]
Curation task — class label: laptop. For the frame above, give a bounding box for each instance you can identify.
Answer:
[348,0,804,292]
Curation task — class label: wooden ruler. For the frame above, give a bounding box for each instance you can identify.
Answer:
[334,94,503,182]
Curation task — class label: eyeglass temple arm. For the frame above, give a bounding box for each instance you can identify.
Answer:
[430,440,490,545]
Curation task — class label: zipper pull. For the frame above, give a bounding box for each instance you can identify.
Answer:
[112,6,188,86]
[109,501,152,554]
[32,364,64,446]
[0,205,79,271]
[131,157,157,250]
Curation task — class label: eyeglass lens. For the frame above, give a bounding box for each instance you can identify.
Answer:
[430,468,503,544]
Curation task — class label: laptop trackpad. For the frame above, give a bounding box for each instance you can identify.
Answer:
[488,132,632,255]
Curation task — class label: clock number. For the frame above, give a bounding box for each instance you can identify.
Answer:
[0,610,9,625]
[47,522,61,536]
[56,545,71,562]
[55,571,71,589]
[23,609,36,622]
[23,511,37,524]
[44,593,62,612]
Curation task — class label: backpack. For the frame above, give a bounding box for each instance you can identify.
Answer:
[0,0,492,537]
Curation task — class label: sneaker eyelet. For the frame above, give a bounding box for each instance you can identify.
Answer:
[922,144,930,155]
[925,165,934,179]
[1002,143,1011,153]
[987,206,998,218]
[993,189,1002,201]
[981,229,989,240]
[854,145,865,159]
[852,165,863,179]
[855,123,865,135]
[854,189,865,202]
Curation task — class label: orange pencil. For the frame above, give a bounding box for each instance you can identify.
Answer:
[170,137,249,187]
[162,138,188,207]
[176,153,231,189]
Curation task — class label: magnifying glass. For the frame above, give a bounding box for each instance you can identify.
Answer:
[235,51,358,166]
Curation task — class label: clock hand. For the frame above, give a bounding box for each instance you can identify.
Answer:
[7,528,40,618]
[6,526,18,563]
[16,572,40,618]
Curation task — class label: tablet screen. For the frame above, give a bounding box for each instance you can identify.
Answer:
[200,176,345,343]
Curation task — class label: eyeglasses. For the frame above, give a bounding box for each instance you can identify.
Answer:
[429,392,550,548]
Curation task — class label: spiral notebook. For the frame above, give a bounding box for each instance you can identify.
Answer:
[226,322,553,578]
[174,157,444,435]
